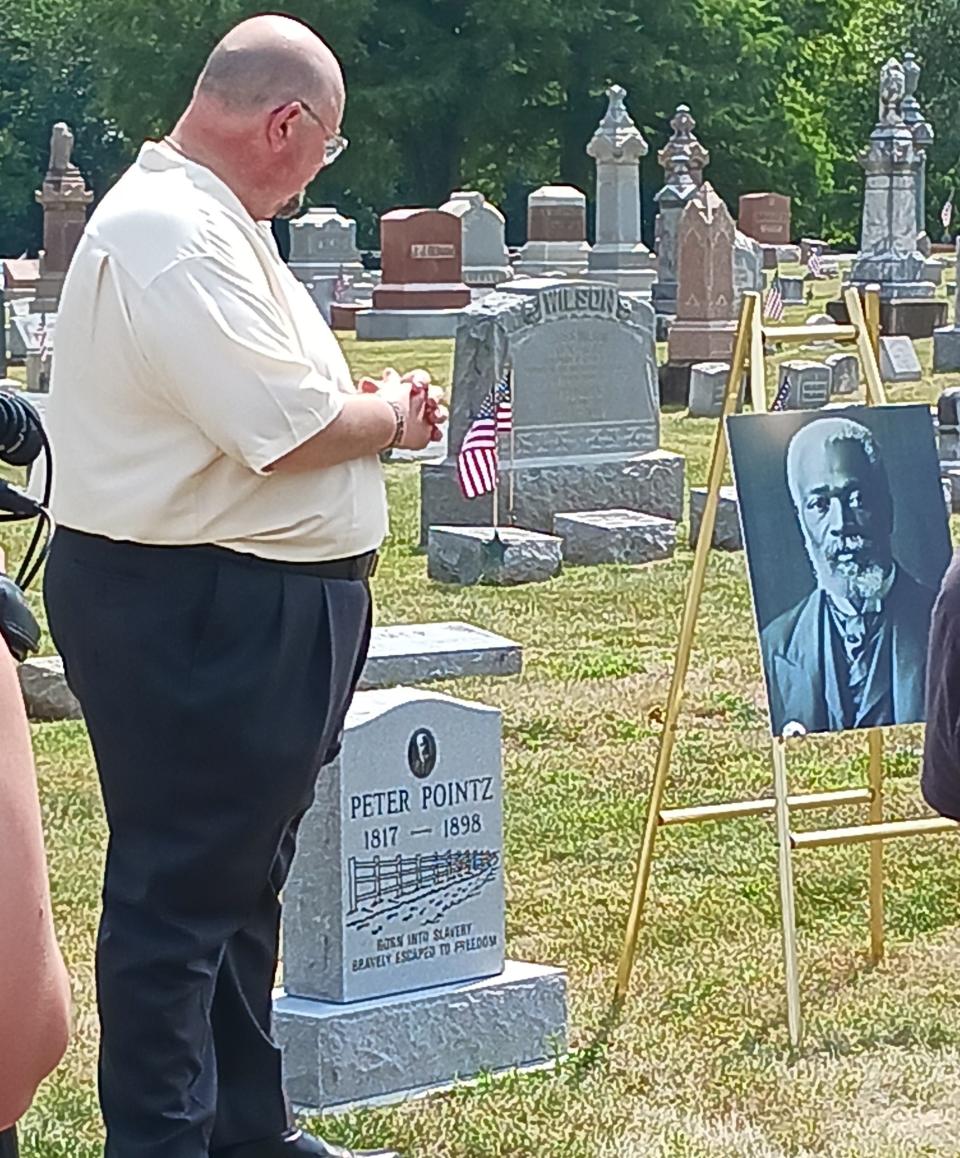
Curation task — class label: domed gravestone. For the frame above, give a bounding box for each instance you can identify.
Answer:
[440,191,512,289]
[274,686,567,1112]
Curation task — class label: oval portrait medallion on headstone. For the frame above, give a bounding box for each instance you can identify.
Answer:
[407,729,437,779]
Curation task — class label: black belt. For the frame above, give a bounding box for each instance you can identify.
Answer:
[56,528,379,581]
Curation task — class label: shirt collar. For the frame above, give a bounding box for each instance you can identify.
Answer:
[825,563,897,618]
[137,139,258,229]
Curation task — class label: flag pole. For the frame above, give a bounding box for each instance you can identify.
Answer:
[508,369,516,525]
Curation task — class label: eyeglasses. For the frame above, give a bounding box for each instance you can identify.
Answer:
[298,100,349,167]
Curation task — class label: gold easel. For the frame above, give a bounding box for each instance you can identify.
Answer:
[615,286,959,1045]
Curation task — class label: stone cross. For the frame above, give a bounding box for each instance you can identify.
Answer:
[585,84,655,293]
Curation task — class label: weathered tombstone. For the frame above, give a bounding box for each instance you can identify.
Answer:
[933,241,960,372]
[879,334,922,382]
[937,387,960,462]
[653,105,708,318]
[840,58,944,338]
[33,123,93,315]
[357,209,471,340]
[738,193,791,246]
[777,360,831,410]
[275,685,567,1112]
[554,508,676,565]
[663,183,737,404]
[515,187,591,278]
[13,314,55,392]
[689,486,742,551]
[288,207,364,285]
[825,352,859,396]
[428,526,563,586]
[688,361,731,419]
[733,232,764,311]
[440,192,512,289]
[2,258,40,303]
[585,85,656,295]
[779,276,804,304]
[421,279,684,541]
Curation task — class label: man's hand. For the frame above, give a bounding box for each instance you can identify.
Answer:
[358,368,448,449]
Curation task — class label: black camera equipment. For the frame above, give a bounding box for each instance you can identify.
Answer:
[0,391,51,659]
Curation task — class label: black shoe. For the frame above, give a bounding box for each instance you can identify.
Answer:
[213,1127,400,1158]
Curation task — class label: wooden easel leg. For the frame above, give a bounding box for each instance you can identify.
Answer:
[868,728,885,964]
[613,293,760,1002]
[772,737,802,1046]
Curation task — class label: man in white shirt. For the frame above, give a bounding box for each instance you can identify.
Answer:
[43,15,441,1158]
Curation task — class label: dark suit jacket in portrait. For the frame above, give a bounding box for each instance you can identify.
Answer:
[760,567,936,736]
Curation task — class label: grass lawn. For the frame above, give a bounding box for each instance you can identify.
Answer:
[8,276,960,1157]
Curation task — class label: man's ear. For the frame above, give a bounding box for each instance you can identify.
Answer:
[266,103,301,151]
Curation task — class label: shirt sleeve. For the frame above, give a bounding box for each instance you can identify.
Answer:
[132,254,344,474]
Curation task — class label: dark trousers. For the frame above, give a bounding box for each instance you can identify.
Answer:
[44,530,372,1158]
[0,1127,18,1158]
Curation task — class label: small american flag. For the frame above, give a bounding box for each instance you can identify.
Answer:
[457,374,512,499]
[942,197,954,231]
[764,278,784,321]
[772,375,792,412]
[807,250,824,278]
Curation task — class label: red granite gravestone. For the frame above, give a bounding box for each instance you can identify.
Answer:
[661,184,738,403]
[33,122,94,314]
[738,193,791,246]
[528,189,587,242]
[372,209,471,311]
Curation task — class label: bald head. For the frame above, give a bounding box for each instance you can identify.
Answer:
[196,15,344,119]
[171,15,347,222]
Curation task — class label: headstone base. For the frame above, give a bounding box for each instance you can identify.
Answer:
[463,267,513,289]
[420,450,685,544]
[553,508,676,565]
[586,248,656,297]
[776,245,802,264]
[514,241,590,279]
[882,298,948,339]
[355,309,465,341]
[667,319,738,366]
[275,961,568,1114]
[689,486,742,551]
[933,328,960,374]
[427,526,563,586]
[290,260,365,285]
[330,303,368,331]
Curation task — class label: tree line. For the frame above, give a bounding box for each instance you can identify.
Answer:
[0,0,957,257]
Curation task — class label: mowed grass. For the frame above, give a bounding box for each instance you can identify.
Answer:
[9,276,960,1157]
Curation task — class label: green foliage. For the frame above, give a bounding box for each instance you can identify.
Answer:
[2,0,951,256]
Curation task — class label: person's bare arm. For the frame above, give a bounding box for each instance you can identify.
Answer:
[268,376,444,474]
[0,646,71,1129]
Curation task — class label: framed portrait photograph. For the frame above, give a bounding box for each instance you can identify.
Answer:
[727,404,952,738]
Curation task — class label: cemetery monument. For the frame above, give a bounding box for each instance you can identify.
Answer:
[585,85,656,296]
[653,105,708,319]
[515,187,591,278]
[839,57,945,337]
[33,122,93,315]
[440,191,512,289]
[288,207,364,284]
[356,208,471,340]
[662,183,738,404]
[420,278,684,541]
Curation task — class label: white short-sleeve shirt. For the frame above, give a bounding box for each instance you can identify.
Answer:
[45,140,387,563]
